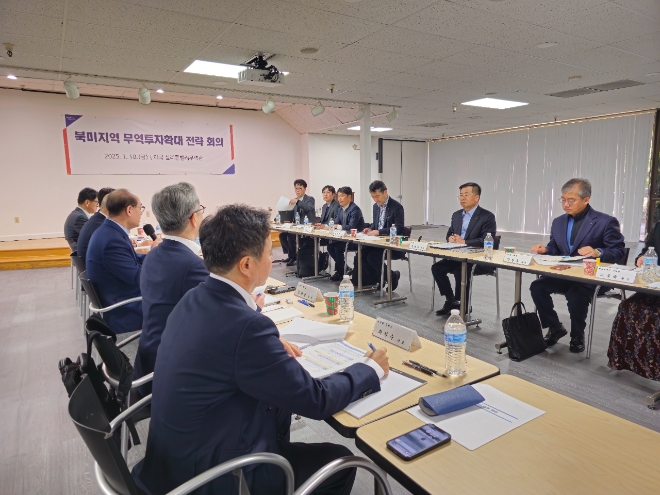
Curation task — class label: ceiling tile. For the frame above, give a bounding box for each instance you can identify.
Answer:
[555,45,654,72]
[60,58,178,81]
[512,60,602,84]
[610,31,660,62]
[0,8,63,40]
[353,27,477,58]
[282,0,437,24]
[0,35,61,58]
[610,0,660,19]
[128,0,249,23]
[1,0,65,18]
[321,45,436,73]
[441,46,544,73]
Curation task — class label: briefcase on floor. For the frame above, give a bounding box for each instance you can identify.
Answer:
[501,302,546,361]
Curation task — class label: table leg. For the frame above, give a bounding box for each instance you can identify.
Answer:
[373,248,406,306]
[284,233,299,276]
[459,260,467,320]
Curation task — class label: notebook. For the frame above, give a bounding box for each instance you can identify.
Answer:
[261,306,304,325]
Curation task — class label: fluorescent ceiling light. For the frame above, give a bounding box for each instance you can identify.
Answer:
[184,60,244,78]
[461,98,528,109]
[156,88,164,93]
[7,74,17,80]
[347,126,392,132]
[281,71,290,75]
[216,95,223,99]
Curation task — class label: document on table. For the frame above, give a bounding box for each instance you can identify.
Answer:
[428,242,466,250]
[253,285,280,307]
[407,383,545,450]
[279,318,349,349]
[533,255,587,266]
[298,340,366,378]
[277,195,294,211]
[261,306,304,325]
[343,368,426,419]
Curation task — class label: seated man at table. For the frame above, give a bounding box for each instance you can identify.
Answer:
[132,204,389,495]
[530,178,625,353]
[279,179,316,266]
[357,180,405,290]
[77,187,114,263]
[322,186,366,281]
[86,189,161,334]
[431,182,497,316]
[317,185,340,246]
[64,187,98,251]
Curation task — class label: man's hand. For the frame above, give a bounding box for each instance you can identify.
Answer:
[637,257,644,267]
[362,227,370,234]
[289,198,297,205]
[280,338,303,358]
[364,347,389,377]
[315,223,328,230]
[366,229,380,237]
[578,246,600,258]
[150,237,163,248]
[130,238,138,247]
[251,292,265,308]
[138,238,153,247]
[449,234,466,244]
[530,244,546,254]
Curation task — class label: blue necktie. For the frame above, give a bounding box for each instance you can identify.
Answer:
[566,217,574,253]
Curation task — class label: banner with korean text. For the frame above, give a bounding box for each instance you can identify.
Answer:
[62,114,235,175]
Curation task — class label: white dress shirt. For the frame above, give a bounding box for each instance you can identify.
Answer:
[163,235,202,256]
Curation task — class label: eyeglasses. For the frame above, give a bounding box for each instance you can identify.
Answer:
[558,198,578,206]
[458,194,473,199]
[192,205,206,216]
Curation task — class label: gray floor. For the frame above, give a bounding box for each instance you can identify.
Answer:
[1,227,659,494]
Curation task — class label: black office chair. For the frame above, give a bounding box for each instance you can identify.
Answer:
[79,271,142,326]
[467,235,502,320]
[70,253,87,325]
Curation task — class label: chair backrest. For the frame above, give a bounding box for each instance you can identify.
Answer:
[494,235,501,250]
[71,253,86,274]
[620,247,631,265]
[402,226,412,237]
[86,315,118,341]
[68,376,139,495]
[79,271,103,310]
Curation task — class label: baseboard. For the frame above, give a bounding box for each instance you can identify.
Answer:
[0,232,65,242]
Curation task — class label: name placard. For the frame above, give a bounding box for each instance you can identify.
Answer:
[372,318,422,351]
[303,225,313,233]
[332,230,345,238]
[596,266,637,284]
[503,252,534,266]
[408,241,428,252]
[295,282,324,302]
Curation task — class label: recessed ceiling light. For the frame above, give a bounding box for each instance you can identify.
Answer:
[300,47,319,55]
[347,126,393,132]
[156,88,164,93]
[644,72,660,77]
[184,60,244,78]
[461,98,528,109]
[7,74,17,80]
[535,42,558,49]
[281,71,290,75]
[216,95,223,99]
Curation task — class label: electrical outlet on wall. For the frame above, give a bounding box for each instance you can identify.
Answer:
[14,217,19,223]
[146,211,150,217]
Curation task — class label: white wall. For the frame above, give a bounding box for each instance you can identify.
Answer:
[0,89,303,240]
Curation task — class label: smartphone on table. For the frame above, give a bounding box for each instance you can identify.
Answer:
[386,424,451,461]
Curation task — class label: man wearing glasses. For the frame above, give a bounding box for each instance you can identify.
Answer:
[87,189,161,335]
[530,178,625,353]
[431,182,497,316]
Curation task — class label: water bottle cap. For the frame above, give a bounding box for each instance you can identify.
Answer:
[450,309,460,315]
[343,275,350,279]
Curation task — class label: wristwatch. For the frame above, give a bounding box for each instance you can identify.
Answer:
[595,249,603,258]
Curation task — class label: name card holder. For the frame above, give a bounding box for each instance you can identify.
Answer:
[503,252,534,266]
[303,225,313,234]
[332,230,345,238]
[295,282,324,302]
[372,318,422,351]
[596,266,637,284]
[408,241,428,252]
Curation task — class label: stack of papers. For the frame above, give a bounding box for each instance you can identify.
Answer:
[298,340,366,378]
[276,196,294,211]
[533,255,587,266]
[429,242,466,250]
[407,383,545,450]
[261,306,304,325]
[279,318,349,349]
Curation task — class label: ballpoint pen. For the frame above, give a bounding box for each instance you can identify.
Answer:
[402,360,434,376]
[409,360,447,378]
[367,342,377,352]
[298,299,315,307]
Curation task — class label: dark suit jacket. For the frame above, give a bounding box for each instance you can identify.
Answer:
[334,202,365,232]
[446,205,497,247]
[132,277,379,495]
[369,197,405,235]
[294,194,316,223]
[86,218,143,334]
[545,206,625,263]
[64,207,89,251]
[636,220,660,264]
[319,200,340,224]
[135,239,208,395]
[77,211,106,263]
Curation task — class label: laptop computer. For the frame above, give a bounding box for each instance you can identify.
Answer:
[278,210,295,222]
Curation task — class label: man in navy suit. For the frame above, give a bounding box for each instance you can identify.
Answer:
[530,178,625,353]
[279,179,317,266]
[133,204,389,495]
[322,186,366,281]
[64,187,97,251]
[357,180,405,290]
[86,189,161,335]
[77,187,114,263]
[432,183,497,316]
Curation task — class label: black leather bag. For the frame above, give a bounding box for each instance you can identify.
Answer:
[501,302,547,361]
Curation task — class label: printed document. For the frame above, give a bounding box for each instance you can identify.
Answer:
[534,255,587,266]
[298,340,366,378]
[407,383,545,450]
[276,195,294,211]
[279,318,349,349]
[429,242,467,250]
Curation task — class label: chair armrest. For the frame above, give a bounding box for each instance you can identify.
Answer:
[293,456,392,495]
[89,296,142,314]
[165,453,294,495]
[131,372,153,389]
[107,394,152,434]
[116,330,142,349]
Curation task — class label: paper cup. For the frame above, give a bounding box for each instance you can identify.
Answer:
[350,229,357,237]
[583,259,597,276]
[324,292,339,315]
[504,247,515,253]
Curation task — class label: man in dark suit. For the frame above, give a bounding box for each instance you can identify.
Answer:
[431,182,497,316]
[323,186,366,281]
[316,185,340,247]
[530,178,625,353]
[133,204,389,495]
[279,179,316,266]
[77,187,114,263]
[86,189,161,334]
[356,180,405,290]
[64,187,98,251]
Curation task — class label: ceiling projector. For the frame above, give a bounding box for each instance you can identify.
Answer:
[237,53,284,87]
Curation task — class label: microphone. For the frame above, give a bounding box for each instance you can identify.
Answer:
[143,224,157,241]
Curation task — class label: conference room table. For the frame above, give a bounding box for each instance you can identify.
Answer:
[267,277,500,438]
[355,374,660,495]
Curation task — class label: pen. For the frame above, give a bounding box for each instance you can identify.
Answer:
[402,360,434,376]
[298,299,315,307]
[418,236,423,242]
[409,360,447,378]
[367,342,377,352]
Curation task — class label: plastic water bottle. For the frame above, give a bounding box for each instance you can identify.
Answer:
[295,211,301,225]
[194,237,200,245]
[484,233,494,260]
[444,310,467,375]
[275,213,281,224]
[155,225,162,238]
[389,225,397,245]
[328,218,335,231]
[643,247,657,283]
[338,275,354,323]
[303,215,309,226]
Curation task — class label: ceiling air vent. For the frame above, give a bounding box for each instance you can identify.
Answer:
[417,122,448,127]
[547,88,600,98]
[547,79,644,98]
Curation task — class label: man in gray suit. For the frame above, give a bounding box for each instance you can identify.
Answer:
[279,179,316,266]
[64,187,98,251]
[316,185,340,247]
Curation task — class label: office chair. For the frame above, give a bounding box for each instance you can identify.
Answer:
[466,235,502,320]
[79,271,142,329]
[70,253,86,323]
